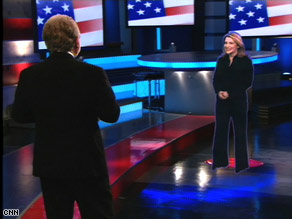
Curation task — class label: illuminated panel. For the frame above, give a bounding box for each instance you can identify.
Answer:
[3,40,40,65]
[138,54,278,69]
[120,102,143,114]
[99,102,143,128]
[137,59,217,69]
[112,80,166,99]
[113,83,134,93]
[256,38,261,51]
[156,27,162,50]
[252,55,279,65]
[84,55,141,70]
[112,83,135,100]
[3,18,33,40]
[135,80,165,98]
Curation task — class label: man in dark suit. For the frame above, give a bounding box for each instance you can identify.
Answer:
[12,15,120,219]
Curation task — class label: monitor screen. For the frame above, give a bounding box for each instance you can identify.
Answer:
[126,0,195,27]
[33,0,104,51]
[229,0,292,37]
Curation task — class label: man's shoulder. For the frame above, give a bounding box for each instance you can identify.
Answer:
[20,62,43,76]
[22,57,105,78]
[76,60,104,71]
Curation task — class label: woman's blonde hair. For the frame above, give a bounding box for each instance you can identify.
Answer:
[43,15,80,53]
[223,31,246,57]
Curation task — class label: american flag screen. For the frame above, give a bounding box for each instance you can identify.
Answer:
[126,0,195,27]
[34,0,104,51]
[229,0,292,37]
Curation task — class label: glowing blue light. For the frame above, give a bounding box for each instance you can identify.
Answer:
[113,83,134,93]
[256,38,261,51]
[115,91,135,100]
[135,80,165,97]
[140,171,277,209]
[140,185,257,209]
[137,59,217,69]
[120,102,143,114]
[112,81,166,99]
[138,54,278,69]
[252,55,278,65]
[84,55,141,70]
[156,28,162,50]
[283,72,291,75]
[112,83,135,100]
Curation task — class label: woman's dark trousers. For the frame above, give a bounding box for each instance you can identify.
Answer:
[212,98,249,173]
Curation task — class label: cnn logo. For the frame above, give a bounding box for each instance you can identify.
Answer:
[3,209,19,216]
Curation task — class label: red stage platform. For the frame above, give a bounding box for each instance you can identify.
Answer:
[20,115,215,218]
[205,158,264,168]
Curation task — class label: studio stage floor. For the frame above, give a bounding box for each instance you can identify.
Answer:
[3,110,292,219]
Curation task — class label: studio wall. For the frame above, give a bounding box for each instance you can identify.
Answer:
[3,0,291,84]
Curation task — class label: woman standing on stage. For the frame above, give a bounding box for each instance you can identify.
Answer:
[212,31,254,173]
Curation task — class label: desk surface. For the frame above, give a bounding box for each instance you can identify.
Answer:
[137,51,278,69]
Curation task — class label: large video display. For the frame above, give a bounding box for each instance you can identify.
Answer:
[229,0,292,37]
[33,0,104,51]
[126,0,195,27]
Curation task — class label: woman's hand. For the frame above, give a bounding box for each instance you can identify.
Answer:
[218,91,229,99]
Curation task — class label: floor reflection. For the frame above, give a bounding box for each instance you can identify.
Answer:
[115,119,292,219]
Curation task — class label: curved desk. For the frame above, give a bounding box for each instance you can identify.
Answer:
[138,51,278,115]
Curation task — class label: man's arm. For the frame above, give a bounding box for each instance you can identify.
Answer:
[11,70,35,123]
[95,69,120,123]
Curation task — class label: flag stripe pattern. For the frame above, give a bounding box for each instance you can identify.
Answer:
[74,5,103,22]
[78,19,103,34]
[267,0,291,7]
[74,0,101,8]
[36,0,103,50]
[229,0,292,37]
[270,15,292,26]
[267,3,292,17]
[127,0,194,26]
[166,5,194,16]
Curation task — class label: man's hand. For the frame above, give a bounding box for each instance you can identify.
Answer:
[218,91,229,100]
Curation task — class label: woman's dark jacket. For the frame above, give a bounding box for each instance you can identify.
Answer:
[213,54,254,100]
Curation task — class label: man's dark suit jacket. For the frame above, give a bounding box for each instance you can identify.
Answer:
[12,52,120,178]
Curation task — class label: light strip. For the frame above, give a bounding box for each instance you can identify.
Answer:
[135,80,165,97]
[256,38,261,51]
[112,83,135,100]
[99,102,143,128]
[252,55,278,64]
[138,54,278,69]
[156,28,162,50]
[84,55,141,70]
[137,59,217,69]
[112,83,134,93]
[120,102,143,114]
